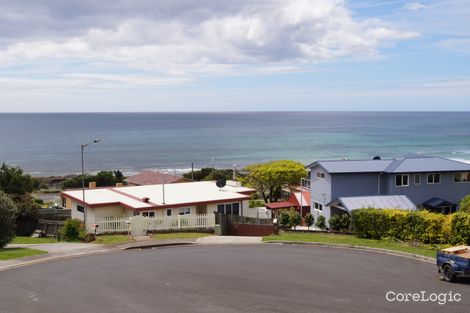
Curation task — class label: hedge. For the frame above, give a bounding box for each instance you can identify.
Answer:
[351,208,470,245]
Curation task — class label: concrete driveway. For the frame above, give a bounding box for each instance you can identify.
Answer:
[0,244,468,313]
[196,236,261,244]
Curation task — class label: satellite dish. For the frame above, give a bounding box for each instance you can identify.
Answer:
[373,156,381,160]
[216,178,226,189]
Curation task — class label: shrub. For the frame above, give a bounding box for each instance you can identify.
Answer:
[315,215,326,229]
[249,199,265,208]
[329,214,351,232]
[304,213,314,230]
[352,208,390,239]
[448,212,470,245]
[59,218,86,241]
[0,191,17,248]
[459,195,470,213]
[288,209,301,229]
[278,210,290,228]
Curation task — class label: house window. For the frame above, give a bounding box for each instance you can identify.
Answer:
[62,197,67,208]
[395,174,409,187]
[166,209,172,216]
[414,174,421,185]
[314,202,323,211]
[232,203,240,215]
[427,173,440,184]
[179,208,190,215]
[216,203,240,215]
[77,205,84,213]
[142,211,155,217]
[455,172,470,183]
[316,172,325,179]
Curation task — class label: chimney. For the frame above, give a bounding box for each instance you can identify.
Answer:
[89,182,96,189]
[116,183,123,187]
[142,197,150,203]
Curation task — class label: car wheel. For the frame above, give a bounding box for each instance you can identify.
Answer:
[442,264,456,283]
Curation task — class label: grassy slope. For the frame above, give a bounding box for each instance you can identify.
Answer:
[11,237,58,244]
[0,248,47,260]
[151,232,213,240]
[93,235,135,245]
[263,232,446,258]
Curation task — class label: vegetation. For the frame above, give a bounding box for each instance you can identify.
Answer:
[151,232,213,240]
[329,214,351,232]
[288,209,301,229]
[262,232,447,258]
[59,218,86,242]
[351,208,470,245]
[249,199,265,208]
[0,191,17,248]
[182,168,237,181]
[304,213,314,230]
[278,209,291,228]
[0,247,47,260]
[61,170,124,189]
[243,160,307,203]
[0,163,35,195]
[93,235,134,245]
[459,194,470,213]
[316,215,326,229]
[11,236,58,244]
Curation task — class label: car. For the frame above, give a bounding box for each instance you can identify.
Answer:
[436,246,470,282]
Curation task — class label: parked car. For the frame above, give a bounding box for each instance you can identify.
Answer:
[437,246,470,282]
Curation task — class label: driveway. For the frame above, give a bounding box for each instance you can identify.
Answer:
[7,242,102,254]
[0,245,467,313]
[196,235,261,244]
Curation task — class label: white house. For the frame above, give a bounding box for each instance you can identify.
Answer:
[61,180,255,228]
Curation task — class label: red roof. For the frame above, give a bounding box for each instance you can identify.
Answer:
[265,191,311,210]
[265,201,295,210]
[125,171,189,186]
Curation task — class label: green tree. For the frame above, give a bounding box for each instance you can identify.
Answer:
[0,191,17,248]
[459,195,470,213]
[304,212,314,230]
[278,209,290,228]
[243,160,307,203]
[288,208,301,230]
[316,215,326,229]
[329,214,351,232]
[0,163,34,196]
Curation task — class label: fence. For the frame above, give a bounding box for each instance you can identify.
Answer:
[37,219,65,237]
[92,214,215,234]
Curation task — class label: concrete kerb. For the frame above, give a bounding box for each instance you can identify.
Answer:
[264,240,435,264]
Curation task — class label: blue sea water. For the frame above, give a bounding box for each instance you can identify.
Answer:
[0,112,469,176]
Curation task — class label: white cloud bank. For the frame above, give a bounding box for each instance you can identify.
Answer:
[0,0,418,86]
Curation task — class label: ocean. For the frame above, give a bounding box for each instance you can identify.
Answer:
[0,112,469,176]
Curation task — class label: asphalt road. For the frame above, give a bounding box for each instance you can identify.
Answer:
[0,244,468,313]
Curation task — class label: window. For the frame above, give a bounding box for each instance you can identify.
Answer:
[217,203,240,215]
[427,173,440,184]
[314,202,323,211]
[232,203,240,215]
[225,204,232,215]
[77,205,84,213]
[455,172,470,183]
[316,172,325,179]
[142,211,155,217]
[133,211,140,216]
[395,174,409,187]
[62,197,67,208]
[166,209,172,216]
[414,174,421,185]
[217,204,225,213]
[179,208,190,215]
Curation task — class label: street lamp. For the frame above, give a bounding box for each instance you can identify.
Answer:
[81,139,101,227]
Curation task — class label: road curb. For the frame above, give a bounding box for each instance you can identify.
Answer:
[121,242,195,250]
[264,241,435,264]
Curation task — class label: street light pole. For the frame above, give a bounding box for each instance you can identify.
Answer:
[81,139,101,228]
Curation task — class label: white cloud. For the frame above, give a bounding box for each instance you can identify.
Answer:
[0,0,418,82]
[439,37,470,54]
[406,2,427,11]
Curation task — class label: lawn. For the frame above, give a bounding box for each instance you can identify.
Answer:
[151,232,213,240]
[11,236,58,244]
[0,248,47,261]
[263,232,445,258]
[93,235,135,245]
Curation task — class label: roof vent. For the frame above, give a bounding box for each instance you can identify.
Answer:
[373,156,381,160]
[142,197,150,203]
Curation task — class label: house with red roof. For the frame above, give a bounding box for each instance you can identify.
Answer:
[265,190,310,218]
[125,170,191,186]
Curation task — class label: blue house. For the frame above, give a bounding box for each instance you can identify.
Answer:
[306,156,470,223]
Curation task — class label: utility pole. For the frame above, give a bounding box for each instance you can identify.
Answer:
[191,162,194,180]
[232,164,237,181]
[80,139,101,228]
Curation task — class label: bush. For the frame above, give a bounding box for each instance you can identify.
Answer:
[304,213,314,229]
[0,192,17,248]
[352,208,390,239]
[288,209,301,229]
[315,215,326,229]
[59,218,86,241]
[448,212,470,245]
[459,195,470,213]
[329,214,351,232]
[278,210,290,228]
[249,199,265,208]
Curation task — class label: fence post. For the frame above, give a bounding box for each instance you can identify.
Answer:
[178,215,181,228]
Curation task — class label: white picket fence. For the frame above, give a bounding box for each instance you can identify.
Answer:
[91,214,215,234]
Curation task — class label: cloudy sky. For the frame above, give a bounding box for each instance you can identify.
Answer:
[0,0,469,112]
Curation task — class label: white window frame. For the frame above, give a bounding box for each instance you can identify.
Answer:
[414,174,421,185]
[142,211,155,217]
[395,174,409,187]
[314,202,323,211]
[454,172,470,183]
[77,205,84,213]
[178,207,191,215]
[316,172,325,179]
[427,173,441,184]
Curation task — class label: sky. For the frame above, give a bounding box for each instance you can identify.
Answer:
[0,0,469,112]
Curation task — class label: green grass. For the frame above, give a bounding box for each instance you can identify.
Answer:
[151,232,213,240]
[263,232,446,258]
[11,236,58,244]
[93,235,135,245]
[0,248,47,260]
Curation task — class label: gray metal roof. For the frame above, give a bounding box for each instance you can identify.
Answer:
[330,195,416,212]
[308,156,470,174]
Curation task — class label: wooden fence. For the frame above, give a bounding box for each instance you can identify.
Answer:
[93,217,130,234]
